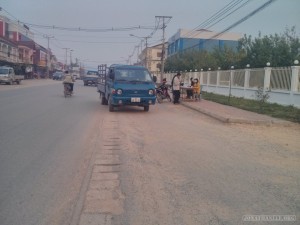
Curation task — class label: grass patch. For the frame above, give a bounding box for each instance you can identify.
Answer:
[202,92,300,123]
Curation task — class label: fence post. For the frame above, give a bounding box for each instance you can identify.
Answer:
[229,68,234,98]
[200,70,203,85]
[291,66,299,92]
[207,70,211,85]
[264,66,272,90]
[217,69,220,86]
[244,68,250,89]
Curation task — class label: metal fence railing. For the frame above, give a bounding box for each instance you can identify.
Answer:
[202,72,208,85]
[209,71,217,85]
[249,69,265,88]
[270,67,292,91]
[233,70,245,87]
[219,71,230,86]
[163,66,299,92]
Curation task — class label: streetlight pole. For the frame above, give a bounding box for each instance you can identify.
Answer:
[130,34,150,69]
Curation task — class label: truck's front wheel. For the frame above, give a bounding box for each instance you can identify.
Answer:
[108,96,114,112]
[109,102,114,112]
[144,105,149,112]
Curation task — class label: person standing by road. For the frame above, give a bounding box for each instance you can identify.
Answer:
[172,72,181,104]
[193,78,201,100]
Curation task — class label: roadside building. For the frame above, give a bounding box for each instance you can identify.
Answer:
[167,29,242,56]
[0,14,58,78]
[0,36,18,65]
[138,42,168,77]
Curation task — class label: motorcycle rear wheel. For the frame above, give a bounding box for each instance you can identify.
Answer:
[156,93,163,103]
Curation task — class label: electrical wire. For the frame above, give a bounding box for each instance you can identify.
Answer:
[23,22,155,32]
[178,0,276,53]
[50,39,136,44]
[184,0,250,39]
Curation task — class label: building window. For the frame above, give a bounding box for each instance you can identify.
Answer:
[157,52,162,58]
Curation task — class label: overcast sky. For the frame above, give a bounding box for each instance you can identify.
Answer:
[1,0,299,70]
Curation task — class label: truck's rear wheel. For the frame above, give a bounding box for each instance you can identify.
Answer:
[100,93,108,105]
[144,105,149,111]
[101,96,105,105]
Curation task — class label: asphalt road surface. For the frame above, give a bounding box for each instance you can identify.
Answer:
[0,80,299,225]
[0,81,102,225]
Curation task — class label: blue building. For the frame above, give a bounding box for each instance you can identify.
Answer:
[167,29,242,57]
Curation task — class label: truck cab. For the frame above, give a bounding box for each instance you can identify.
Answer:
[97,64,156,112]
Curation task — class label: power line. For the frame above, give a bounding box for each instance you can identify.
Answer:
[185,0,250,39]
[204,0,251,31]
[23,22,155,32]
[178,0,276,53]
[50,39,136,44]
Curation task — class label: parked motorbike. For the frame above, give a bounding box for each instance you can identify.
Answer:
[156,84,172,103]
[63,83,73,97]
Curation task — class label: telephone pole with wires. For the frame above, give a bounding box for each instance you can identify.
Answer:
[155,16,172,81]
[44,35,54,78]
[62,48,70,70]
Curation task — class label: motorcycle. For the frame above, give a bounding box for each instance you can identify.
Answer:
[156,84,172,103]
[63,83,73,97]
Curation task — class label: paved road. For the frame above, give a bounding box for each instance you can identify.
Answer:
[0,81,102,225]
[1,80,299,225]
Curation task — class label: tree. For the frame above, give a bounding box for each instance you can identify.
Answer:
[238,27,300,67]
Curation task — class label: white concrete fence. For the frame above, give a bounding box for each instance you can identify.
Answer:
[163,66,300,108]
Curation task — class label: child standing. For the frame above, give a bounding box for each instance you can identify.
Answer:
[193,78,201,101]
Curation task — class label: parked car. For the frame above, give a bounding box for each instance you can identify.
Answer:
[0,66,24,85]
[53,71,64,80]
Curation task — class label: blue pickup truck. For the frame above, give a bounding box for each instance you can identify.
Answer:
[97,64,156,112]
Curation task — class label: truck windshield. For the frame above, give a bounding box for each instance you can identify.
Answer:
[0,68,9,74]
[87,71,99,75]
[115,69,153,82]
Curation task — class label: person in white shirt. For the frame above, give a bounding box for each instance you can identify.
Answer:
[172,72,181,104]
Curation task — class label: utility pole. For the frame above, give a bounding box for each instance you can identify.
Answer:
[44,35,54,78]
[155,16,172,81]
[62,48,69,70]
[144,36,149,69]
[69,50,73,66]
[129,34,151,69]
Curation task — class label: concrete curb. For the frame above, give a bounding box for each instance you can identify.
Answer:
[181,102,293,126]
